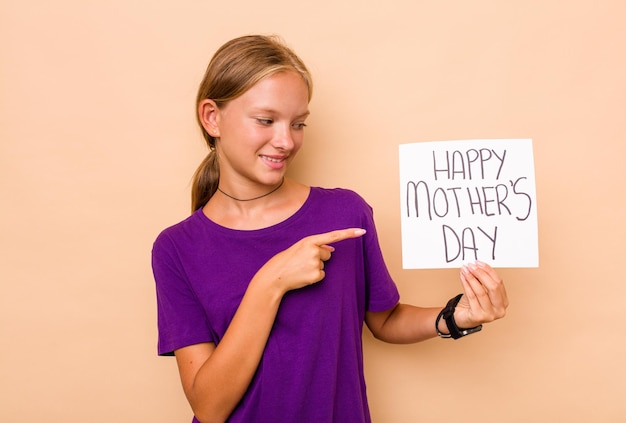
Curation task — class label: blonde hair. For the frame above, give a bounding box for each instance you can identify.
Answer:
[191,35,313,211]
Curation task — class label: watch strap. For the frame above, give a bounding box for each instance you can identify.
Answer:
[436,294,483,339]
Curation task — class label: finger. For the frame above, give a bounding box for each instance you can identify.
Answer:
[460,265,494,312]
[306,228,366,247]
[459,267,486,309]
[317,269,325,282]
[462,263,496,299]
[461,264,508,318]
[458,271,495,327]
[460,269,500,326]
[468,261,508,308]
[471,261,501,290]
[320,245,333,261]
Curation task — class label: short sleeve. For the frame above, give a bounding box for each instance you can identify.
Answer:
[359,197,400,312]
[152,231,215,356]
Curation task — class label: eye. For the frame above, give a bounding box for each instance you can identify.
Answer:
[292,122,307,130]
[256,118,273,126]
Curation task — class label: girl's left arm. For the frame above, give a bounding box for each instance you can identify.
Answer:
[365,261,508,343]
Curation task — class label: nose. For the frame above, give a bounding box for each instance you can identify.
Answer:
[272,123,296,151]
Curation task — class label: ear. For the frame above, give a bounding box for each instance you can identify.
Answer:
[198,99,221,137]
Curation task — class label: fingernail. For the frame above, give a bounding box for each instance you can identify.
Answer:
[355,229,366,236]
[475,260,486,267]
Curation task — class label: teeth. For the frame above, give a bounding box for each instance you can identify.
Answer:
[263,156,282,163]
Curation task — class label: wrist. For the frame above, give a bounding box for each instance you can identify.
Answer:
[436,294,482,339]
[452,308,475,330]
[248,272,286,305]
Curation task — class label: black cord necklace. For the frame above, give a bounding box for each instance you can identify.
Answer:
[217,177,285,202]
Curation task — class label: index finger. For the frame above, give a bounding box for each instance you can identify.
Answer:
[306,228,367,246]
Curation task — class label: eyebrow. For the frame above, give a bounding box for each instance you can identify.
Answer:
[252,108,310,119]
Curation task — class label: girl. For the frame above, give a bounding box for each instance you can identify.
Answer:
[152,34,508,423]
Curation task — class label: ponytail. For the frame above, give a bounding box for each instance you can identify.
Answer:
[191,149,220,211]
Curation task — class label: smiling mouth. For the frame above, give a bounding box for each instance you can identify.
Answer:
[261,155,284,163]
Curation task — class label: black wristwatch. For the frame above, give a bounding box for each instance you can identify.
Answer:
[436,294,482,339]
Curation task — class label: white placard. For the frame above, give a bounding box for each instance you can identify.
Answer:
[399,139,538,269]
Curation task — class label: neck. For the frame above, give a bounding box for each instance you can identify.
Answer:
[217,177,285,202]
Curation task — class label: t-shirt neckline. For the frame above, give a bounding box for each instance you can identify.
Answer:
[194,187,316,235]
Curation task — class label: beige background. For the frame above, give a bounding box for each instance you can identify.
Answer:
[2,0,625,422]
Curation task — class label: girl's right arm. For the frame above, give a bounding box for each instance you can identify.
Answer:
[174,277,283,423]
[173,228,366,423]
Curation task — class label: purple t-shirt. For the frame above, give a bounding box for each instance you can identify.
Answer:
[152,187,399,423]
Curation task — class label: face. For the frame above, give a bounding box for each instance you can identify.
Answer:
[204,71,310,188]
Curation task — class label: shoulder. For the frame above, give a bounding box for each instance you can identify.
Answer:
[152,209,206,253]
[310,186,371,209]
[306,187,375,230]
